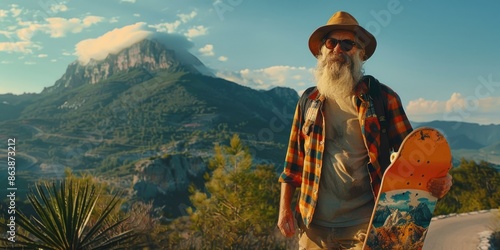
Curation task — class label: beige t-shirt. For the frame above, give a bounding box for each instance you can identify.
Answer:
[313,96,375,227]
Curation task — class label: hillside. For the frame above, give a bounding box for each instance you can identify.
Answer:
[0,39,299,216]
[0,39,298,168]
[8,70,297,166]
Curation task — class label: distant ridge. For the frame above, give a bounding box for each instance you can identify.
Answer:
[414,120,500,150]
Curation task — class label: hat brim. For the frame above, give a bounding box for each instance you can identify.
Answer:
[308,24,377,61]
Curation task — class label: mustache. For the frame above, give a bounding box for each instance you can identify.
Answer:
[327,52,352,65]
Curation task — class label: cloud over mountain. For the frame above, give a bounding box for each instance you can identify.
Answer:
[75,22,152,64]
[73,8,206,65]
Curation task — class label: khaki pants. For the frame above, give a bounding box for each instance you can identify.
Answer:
[296,215,367,250]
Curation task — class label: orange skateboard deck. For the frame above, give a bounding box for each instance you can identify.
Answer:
[363,127,452,250]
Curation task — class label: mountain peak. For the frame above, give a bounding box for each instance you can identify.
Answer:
[43,39,213,93]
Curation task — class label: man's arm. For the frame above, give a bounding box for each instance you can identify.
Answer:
[277,101,305,237]
[277,183,296,237]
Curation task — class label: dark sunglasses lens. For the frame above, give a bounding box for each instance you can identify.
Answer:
[340,40,354,51]
[325,39,337,49]
[325,39,354,51]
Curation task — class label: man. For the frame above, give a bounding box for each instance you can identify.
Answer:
[277,11,452,249]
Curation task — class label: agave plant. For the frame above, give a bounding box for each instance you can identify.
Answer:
[5,180,136,249]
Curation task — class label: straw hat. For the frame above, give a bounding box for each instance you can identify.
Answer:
[308,11,377,60]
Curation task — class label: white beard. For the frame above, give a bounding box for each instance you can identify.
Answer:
[314,46,364,100]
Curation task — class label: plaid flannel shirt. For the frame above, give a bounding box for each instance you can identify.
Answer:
[278,80,413,227]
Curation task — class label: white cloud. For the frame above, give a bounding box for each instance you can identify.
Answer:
[24,61,36,65]
[82,16,104,26]
[0,30,13,39]
[13,15,105,42]
[218,56,228,62]
[38,54,48,58]
[10,4,22,18]
[178,11,197,23]
[16,23,42,41]
[75,22,152,64]
[149,10,199,35]
[477,96,500,111]
[133,13,141,17]
[0,41,41,54]
[199,44,214,56]
[120,0,136,3]
[50,4,68,13]
[149,20,181,33]
[444,92,500,114]
[109,17,119,23]
[44,16,104,38]
[0,9,8,18]
[407,93,500,115]
[407,98,446,115]
[406,93,500,124]
[216,65,313,90]
[184,25,207,38]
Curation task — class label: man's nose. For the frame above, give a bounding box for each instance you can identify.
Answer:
[332,42,344,53]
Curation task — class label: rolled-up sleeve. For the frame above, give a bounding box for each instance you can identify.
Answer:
[279,103,304,187]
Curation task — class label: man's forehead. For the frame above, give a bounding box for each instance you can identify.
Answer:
[327,30,356,39]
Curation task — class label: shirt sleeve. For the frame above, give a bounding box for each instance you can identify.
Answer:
[278,103,304,187]
[383,85,413,151]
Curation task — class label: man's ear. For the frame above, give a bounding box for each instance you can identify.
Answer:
[359,49,366,61]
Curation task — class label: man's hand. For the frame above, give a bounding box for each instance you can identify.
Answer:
[277,208,296,237]
[428,173,453,198]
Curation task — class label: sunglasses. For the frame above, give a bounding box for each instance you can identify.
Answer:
[324,38,357,52]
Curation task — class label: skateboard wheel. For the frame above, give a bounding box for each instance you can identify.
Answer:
[390,152,397,163]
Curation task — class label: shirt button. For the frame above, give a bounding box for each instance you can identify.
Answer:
[320,141,324,145]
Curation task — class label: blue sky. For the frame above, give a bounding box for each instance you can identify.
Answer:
[1,1,500,124]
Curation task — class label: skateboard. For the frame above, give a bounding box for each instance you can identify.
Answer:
[362,127,452,250]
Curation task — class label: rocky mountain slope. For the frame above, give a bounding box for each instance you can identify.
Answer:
[42,39,212,93]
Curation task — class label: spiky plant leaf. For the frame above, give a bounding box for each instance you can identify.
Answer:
[1,179,137,249]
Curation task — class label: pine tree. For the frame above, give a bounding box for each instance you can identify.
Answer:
[188,134,281,249]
